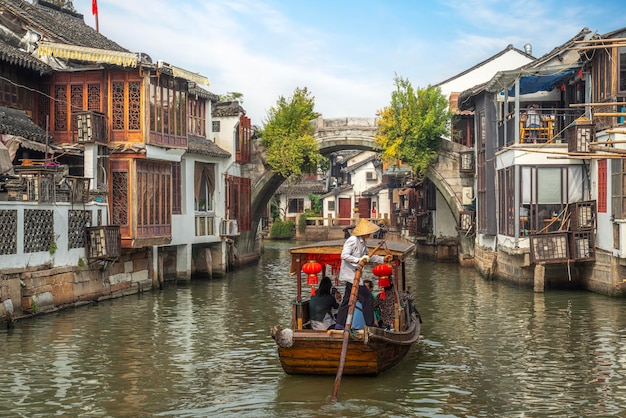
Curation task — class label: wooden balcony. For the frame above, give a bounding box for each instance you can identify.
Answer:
[74,111,107,143]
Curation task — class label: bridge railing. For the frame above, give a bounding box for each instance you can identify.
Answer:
[304,216,389,227]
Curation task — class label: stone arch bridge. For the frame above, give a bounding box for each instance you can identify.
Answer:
[238,117,473,262]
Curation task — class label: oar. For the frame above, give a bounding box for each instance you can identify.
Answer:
[331,240,385,403]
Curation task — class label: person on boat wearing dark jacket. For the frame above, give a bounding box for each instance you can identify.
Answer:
[335,219,392,330]
[309,276,340,330]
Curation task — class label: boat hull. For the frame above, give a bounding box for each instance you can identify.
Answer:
[273,318,419,376]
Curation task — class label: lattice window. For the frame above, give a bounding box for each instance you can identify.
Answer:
[71,85,83,112]
[55,85,67,131]
[0,210,17,255]
[212,120,220,132]
[88,83,101,111]
[68,210,92,249]
[129,81,141,130]
[136,160,172,237]
[112,170,129,226]
[24,209,54,253]
[112,81,124,130]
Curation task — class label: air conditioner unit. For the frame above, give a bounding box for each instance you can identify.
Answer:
[462,187,474,205]
[220,219,239,237]
[366,171,378,181]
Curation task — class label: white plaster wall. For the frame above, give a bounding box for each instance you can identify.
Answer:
[434,189,458,238]
[213,115,239,155]
[439,50,534,99]
[0,201,108,269]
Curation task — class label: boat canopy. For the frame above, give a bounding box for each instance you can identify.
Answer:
[289,239,415,276]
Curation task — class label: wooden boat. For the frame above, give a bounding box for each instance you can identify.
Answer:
[270,239,420,376]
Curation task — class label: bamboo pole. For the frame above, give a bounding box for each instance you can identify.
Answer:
[331,241,385,403]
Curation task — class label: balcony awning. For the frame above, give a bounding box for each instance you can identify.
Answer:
[507,69,576,96]
[37,41,138,68]
[171,65,210,86]
[485,64,580,94]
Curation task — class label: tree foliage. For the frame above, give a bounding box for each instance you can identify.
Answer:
[375,76,452,181]
[260,87,324,179]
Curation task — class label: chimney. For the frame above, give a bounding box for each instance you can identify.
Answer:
[524,43,532,55]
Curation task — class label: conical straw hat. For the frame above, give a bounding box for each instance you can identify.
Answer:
[352,219,380,236]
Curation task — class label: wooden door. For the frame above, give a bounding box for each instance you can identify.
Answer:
[339,197,352,225]
[358,197,371,219]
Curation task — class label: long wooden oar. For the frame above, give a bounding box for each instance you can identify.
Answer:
[331,240,385,403]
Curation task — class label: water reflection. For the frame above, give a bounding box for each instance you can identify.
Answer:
[1,241,626,417]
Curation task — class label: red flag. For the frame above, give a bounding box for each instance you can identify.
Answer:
[92,0,98,15]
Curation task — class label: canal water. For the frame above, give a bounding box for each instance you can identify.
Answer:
[2,240,626,417]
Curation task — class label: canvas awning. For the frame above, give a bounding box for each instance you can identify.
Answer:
[485,64,580,94]
[37,41,138,68]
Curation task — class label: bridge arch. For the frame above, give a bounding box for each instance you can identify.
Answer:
[238,117,471,263]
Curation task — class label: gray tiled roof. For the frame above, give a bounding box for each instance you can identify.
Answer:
[213,101,245,117]
[2,0,128,52]
[0,105,50,143]
[187,136,231,158]
[0,38,51,74]
[276,180,326,195]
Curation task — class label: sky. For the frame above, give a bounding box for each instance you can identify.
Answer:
[73,0,625,124]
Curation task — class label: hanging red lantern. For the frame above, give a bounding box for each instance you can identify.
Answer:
[372,263,392,288]
[302,260,322,286]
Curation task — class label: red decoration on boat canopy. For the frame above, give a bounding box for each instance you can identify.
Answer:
[302,260,322,285]
[372,263,392,288]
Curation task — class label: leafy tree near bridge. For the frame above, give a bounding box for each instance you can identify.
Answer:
[375,76,452,181]
[260,87,325,179]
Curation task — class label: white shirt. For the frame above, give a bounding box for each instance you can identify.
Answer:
[338,235,385,285]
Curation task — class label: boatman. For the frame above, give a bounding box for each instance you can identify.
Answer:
[334,219,392,330]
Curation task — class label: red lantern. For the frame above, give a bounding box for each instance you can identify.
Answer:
[302,260,322,286]
[372,263,392,288]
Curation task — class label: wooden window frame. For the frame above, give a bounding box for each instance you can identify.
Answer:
[598,159,607,213]
[188,96,206,137]
[172,161,182,214]
[225,175,251,231]
[136,159,172,238]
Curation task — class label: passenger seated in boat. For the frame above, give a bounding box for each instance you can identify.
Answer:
[374,284,395,329]
[351,301,365,330]
[309,276,339,330]
[335,219,392,330]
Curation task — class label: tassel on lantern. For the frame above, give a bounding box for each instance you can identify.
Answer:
[379,288,387,300]
[310,285,316,296]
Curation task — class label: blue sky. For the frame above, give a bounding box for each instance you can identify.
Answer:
[75,0,625,124]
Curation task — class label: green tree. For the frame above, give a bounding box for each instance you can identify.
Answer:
[260,87,324,179]
[375,76,452,181]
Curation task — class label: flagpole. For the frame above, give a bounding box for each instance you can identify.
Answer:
[92,0,99,32]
